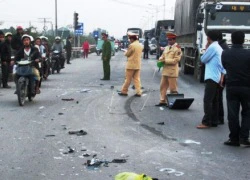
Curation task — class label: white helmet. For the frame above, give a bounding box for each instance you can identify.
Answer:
[5,32,12,37]
[55,36,61,40]
[40,35,48,40]
[21,34,31,41]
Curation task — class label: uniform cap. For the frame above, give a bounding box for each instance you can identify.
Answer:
[17,26,23,30]
[127,32,139,37]
[166,32,177,39]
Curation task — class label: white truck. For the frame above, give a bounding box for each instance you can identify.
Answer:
[174,0,250,82]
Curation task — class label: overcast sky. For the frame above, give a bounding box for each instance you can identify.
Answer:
[0,0,176,38]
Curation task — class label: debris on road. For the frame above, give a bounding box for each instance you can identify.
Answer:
[58,112,64,115]
[111,159,127,163]
[184,140,201,145]
[39,106,45,110]
[63,147,75,154]
[68,130,87,136]
[110,86,114,89]
[201,152,213,155]
[159,107,164,111]
[157,122,165,125]
[45,135,55,137]
[80,89,91,93]
[83,153,91,157]
[61,98,74,101]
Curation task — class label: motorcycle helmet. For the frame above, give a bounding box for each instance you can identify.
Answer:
[21,34,31,41]
[55,36,61,40]
[40,36,48,40]
[5,32,12,37]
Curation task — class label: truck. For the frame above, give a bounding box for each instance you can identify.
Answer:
[174,0,250,82]
[155,20,175,59]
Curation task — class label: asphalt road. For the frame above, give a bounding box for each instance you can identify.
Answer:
[0,52,249,180]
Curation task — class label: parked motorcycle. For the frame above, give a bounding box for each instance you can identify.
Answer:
[51,50,61,74]
[15,59,36,106]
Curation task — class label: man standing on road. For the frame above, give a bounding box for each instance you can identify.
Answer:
[218,31,229,125]
[11,26,24,53]
[65,35,72,64]
[143,37,149,59]
[155,32,182,107]
[222,31,250,147]
[197,30,226,129]
[1,32,14,88]
[100,31,111,80]
[118,32,143,97]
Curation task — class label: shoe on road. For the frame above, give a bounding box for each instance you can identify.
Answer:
[118,92,128,96]
[224,139,240,146]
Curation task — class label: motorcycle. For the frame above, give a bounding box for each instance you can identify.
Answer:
[51,50,61,74]
[15,59,37,106]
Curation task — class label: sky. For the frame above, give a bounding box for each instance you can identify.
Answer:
[0,0,176,38]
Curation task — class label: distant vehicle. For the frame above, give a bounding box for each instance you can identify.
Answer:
[175,0,250,82]
[127,28,143,38]
[155,20,175,59]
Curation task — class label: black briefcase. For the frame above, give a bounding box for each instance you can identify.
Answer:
[167,93,194,109]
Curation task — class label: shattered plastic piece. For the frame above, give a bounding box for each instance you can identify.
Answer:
[80,89,91,93]
[110,86,114,89]
[142,94,147,97]
[62,98,74,101]
[45,135,55,137]
[159,107,164,111]
[68,130,87,136]
[68,147,75,153]
[201,152,213,155]
[39,106,45,110]
[100,84,104,86]
[53,157,63,160]
[76,101,79,104]
[111,159,127,163]
[58,113,64,115]
[83,153,91,157]
[184,140,201,145]
[157,122,165,125]
[92,154,97,158]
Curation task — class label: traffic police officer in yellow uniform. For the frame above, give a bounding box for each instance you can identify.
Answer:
[156,32,182,106]
[118,32,143,97]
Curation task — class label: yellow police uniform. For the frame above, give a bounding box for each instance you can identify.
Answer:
[120,33,143,95]
[157,32,182,105]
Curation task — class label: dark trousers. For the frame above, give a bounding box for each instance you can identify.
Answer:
[218,86,224,122]
[226,87,250,141]
[102,59,110,79]
[66,53,71,63]
[143,50,149,59]
[202,79,219,126]
[1,62,10,86]
[83,49,89,58]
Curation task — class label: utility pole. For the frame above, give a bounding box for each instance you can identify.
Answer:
[38,18,50,35]
[55,0,58,36]
[163,0,166,19]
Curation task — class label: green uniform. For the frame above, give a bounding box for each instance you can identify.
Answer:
[101,40,111,80]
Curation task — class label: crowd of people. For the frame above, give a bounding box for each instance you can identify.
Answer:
[0,26,74,94]
[111,29,250,147]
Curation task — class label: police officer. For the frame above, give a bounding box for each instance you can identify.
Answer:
[100,30,111,80]
[155,32,182,107]
[1,32,14,88]
[118,32,143,97]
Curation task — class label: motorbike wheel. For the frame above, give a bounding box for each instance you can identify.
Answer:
[17,80,26,106]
